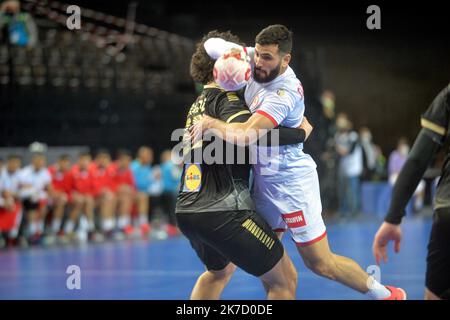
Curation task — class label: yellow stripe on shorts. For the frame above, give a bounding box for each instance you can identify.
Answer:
[241,219,275,249]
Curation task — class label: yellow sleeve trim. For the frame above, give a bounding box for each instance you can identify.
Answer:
[204,83,223,90]
[226,92,239,102]
[421,118,446,136]
[226,110,251,123]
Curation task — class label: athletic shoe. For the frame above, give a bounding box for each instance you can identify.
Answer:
[383,286,407,300]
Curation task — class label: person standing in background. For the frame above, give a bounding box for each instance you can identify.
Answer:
[388,137,425,212]
[335,113,363,219]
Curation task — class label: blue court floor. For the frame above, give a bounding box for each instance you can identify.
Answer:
[0,216,431,300]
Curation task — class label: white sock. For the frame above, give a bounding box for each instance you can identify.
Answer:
[117,216,130,229]
[64,220,75,233]
[365,277,391,300]
[9,209,22,238]
[37,221,44,233]
[9,228,18,238]
[79,215,89,231]
[77,229,88,243]
[139,214,148,226]
[88,220,95,232]
[102,218,115,231]
[29,221,42,235]
[52,218,61,233]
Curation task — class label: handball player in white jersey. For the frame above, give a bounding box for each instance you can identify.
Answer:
[195,24,406,299]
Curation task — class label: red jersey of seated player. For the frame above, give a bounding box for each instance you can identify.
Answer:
[0,202,22,232]
[90,163,117,196]
[110,161,136,192]
[71,164,96,196]
[48,164,74,196]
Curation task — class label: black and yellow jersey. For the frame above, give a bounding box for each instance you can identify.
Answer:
[421,84,450,209]
[175,84,255,213]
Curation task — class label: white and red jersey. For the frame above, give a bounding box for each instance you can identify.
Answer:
[244,65,317,179]
[245,65,324,244]
[205,39,326,245]
[246,66,303,126]
[0,168,21,195]
[17,166,52,200]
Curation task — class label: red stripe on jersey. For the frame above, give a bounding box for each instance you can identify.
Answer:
[256,110,278,127]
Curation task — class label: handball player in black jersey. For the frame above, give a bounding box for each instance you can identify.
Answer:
[373,84,450,300]
[176,30,311,299]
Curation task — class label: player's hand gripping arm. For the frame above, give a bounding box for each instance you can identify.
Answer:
[275,117,313,145]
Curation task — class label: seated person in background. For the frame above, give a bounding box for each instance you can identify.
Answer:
[359,127,377,181]
[91,149,117,239]
[70,152,96,243]
[47,154,73,241]
[0,154,22,246]
[130,146,153,236]
[159,149,182,237]
[113,149,136,237]
[17,151,51,244]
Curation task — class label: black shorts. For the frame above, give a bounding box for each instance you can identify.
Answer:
[176,210,284,277]
[426,208,450,299]
[22,198,39,211]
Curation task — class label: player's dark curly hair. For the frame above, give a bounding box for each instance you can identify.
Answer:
[190,30,245,85]
[255,24,293,54]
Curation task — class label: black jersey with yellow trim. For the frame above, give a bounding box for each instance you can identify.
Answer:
[421,85,450,142]
[176,85,255,214]
[421,84,450,209]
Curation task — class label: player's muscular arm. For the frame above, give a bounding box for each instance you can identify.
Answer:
[194,113,275,146]
[204,38,243,59]
[230,112,311,145]
[204,38,254,64]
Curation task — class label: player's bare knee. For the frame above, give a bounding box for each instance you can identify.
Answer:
[56,195,67,206]
[208,270,232,282]
[261,262,292,294]
[72,194,83,206]
[424,287,442,300]
[208,263,236,281]
[84,196,94,205]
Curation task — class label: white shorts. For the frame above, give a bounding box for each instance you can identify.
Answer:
[252,168,326,246]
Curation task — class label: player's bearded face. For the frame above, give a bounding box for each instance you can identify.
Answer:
[253,60,282,83]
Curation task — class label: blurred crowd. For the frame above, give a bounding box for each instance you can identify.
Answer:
[0,143,182,248]
[315,90,426,221]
